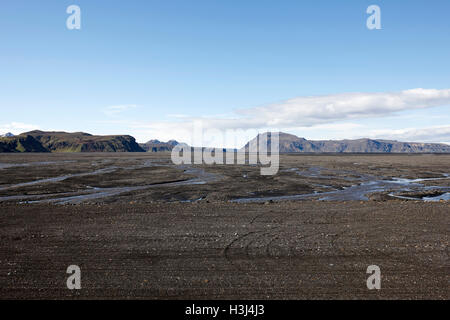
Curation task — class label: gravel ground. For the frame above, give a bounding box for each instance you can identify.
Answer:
[0,201,448,299]
[0,153,448,299]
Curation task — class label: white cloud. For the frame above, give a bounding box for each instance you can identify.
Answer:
[103,104,138,117]
[129,88,450,134]
[367,125,450,144]
[297,122,364,131]
[235,88,450,128]
[0,122,40,135]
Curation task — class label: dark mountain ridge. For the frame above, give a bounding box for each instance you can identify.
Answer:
[0,131,144,153]
[139,139,179,152]
[0,135,49,153]
[242,132,450,153]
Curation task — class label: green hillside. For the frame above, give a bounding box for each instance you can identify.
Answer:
[0,135,49,153]
[0,131,145,153]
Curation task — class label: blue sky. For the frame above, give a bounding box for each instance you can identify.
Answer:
[1,0,449,146]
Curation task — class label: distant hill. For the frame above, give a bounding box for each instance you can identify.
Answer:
[242,132,450,153]
[0,132,14,138]
[139,139,179,152]
[0,131,145,153]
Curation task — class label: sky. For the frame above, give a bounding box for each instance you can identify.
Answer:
[1,0,449,147]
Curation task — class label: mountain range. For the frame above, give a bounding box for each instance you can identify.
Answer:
[0,132,14,138]
[0,130,449,153]
[139,139,179,152]
[242,132,450,153]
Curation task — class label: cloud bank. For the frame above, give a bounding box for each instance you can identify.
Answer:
[138,88,450,132]
[234,88,450,128]
[122,88,450,146]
